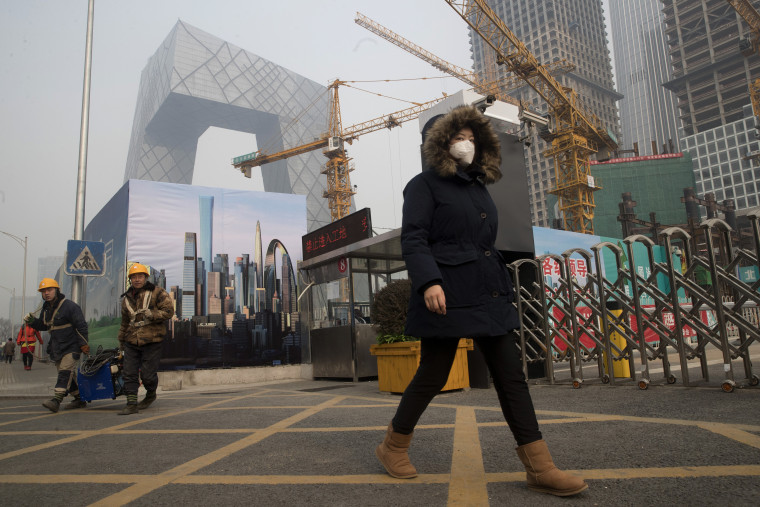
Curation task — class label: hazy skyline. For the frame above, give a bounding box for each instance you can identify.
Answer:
[0,0,614,317]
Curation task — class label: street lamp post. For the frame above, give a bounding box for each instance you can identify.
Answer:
[0,284,16,336]
[71,0,95,305]
[0,230,27,321]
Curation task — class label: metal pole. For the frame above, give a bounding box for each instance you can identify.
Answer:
[72,0,95,305]
[0,231,27,326]
[0,285,15,336]
[22,236,27,319]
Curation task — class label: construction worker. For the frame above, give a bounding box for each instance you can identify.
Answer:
[25,278,89,412]
[117,263,174,415]
[16,322,43,370]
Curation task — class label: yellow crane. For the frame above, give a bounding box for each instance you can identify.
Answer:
[355,12,575,110]
[727,0,760,135]
[443,0,618,234]
[232,81,448,222]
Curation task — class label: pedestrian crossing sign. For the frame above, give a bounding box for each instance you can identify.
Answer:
[64,240,106,276]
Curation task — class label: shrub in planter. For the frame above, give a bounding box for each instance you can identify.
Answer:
[370,278,471,393]
[371,279,417,344]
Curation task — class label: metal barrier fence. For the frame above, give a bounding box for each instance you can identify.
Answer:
[509,212,760,392]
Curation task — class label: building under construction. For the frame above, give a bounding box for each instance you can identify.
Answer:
[662,0,760,137]
[468,0,621,228]
[661,1,760,215]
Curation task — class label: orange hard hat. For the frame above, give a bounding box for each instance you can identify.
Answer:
[38,278,60,291]
[128,263,150,278]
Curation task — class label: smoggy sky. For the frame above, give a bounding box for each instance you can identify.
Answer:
[0,0,613,317]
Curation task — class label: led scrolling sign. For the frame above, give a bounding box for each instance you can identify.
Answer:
[302,208,372,261]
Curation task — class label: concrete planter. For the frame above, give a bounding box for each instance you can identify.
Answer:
[370,338,472,393]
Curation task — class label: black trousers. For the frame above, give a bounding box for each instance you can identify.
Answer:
[123,342,162,395]
[392,332,543,446]
[22,352,34,368]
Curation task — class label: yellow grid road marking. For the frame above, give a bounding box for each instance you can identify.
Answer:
[1,385,759,506]
[88,395,347,507]
[3,464,760,487]
[449,406,489,506]
[0,389,277,461]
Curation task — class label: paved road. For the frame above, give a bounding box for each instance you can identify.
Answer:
[0,359,759,506]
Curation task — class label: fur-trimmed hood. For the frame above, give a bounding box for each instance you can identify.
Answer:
[422,105,502,184]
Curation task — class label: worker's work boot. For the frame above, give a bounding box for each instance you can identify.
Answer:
[136,390,157,410]
[65,398,87,410]
[42,399,61,413]
[118,403,139,416]
[375,422,417,479]
[516,439,588,496]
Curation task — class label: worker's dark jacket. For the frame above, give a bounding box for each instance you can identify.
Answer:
[118,282,174,346]
[28,293,88,362]
[402,106,519,339]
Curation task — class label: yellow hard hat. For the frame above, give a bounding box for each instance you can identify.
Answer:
[38,278,60,291]
[128,263,150,278]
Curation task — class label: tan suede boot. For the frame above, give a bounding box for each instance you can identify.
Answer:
[516,439,588,496]
[375,422,418,479]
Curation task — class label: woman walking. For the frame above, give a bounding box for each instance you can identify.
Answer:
[375,105,587,497]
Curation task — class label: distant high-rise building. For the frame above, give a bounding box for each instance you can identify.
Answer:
[610,0,680,154]
[199,196,213,264]
[469,0,621,227]
[207,271,223,316]
[196,259,205,316]
[281,252,294,314]
[662,1,760,214]
[233,256,247,316]
[37,256,64,281]
[169,285,181,319]
[157,269,167,290]
[198,196,213,317]
[182,232,197,319]
[212,253,229,289]
[254,221,263,289]
[662,0,760,137]
[123,20,331,231]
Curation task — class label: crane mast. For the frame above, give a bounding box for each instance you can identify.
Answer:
[727,0,760,155]
[443,0,618,234]
[323,81,354,222]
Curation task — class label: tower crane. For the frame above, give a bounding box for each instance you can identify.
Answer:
[355,13,575,110]
[727,0,760,148]
[232,80,448,222]
[442,0,618,234]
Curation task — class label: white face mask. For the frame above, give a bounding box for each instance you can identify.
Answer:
[449,140,475,166]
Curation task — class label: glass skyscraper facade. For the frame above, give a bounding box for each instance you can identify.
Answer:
[198,195,213,318]
[199,196,213,267]
[682,105,760,212]
[610,0,680,154]
[123,20,332,231]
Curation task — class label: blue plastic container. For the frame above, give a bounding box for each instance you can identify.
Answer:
[77,361,116,402]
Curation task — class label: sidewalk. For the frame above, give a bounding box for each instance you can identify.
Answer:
[0,357,57,397]
[1,360,759,506]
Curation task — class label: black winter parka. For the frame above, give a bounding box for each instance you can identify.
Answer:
[402,106,519,339]
[28,293,88,361]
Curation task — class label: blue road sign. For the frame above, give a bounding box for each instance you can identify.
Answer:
[65,240,106,276]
